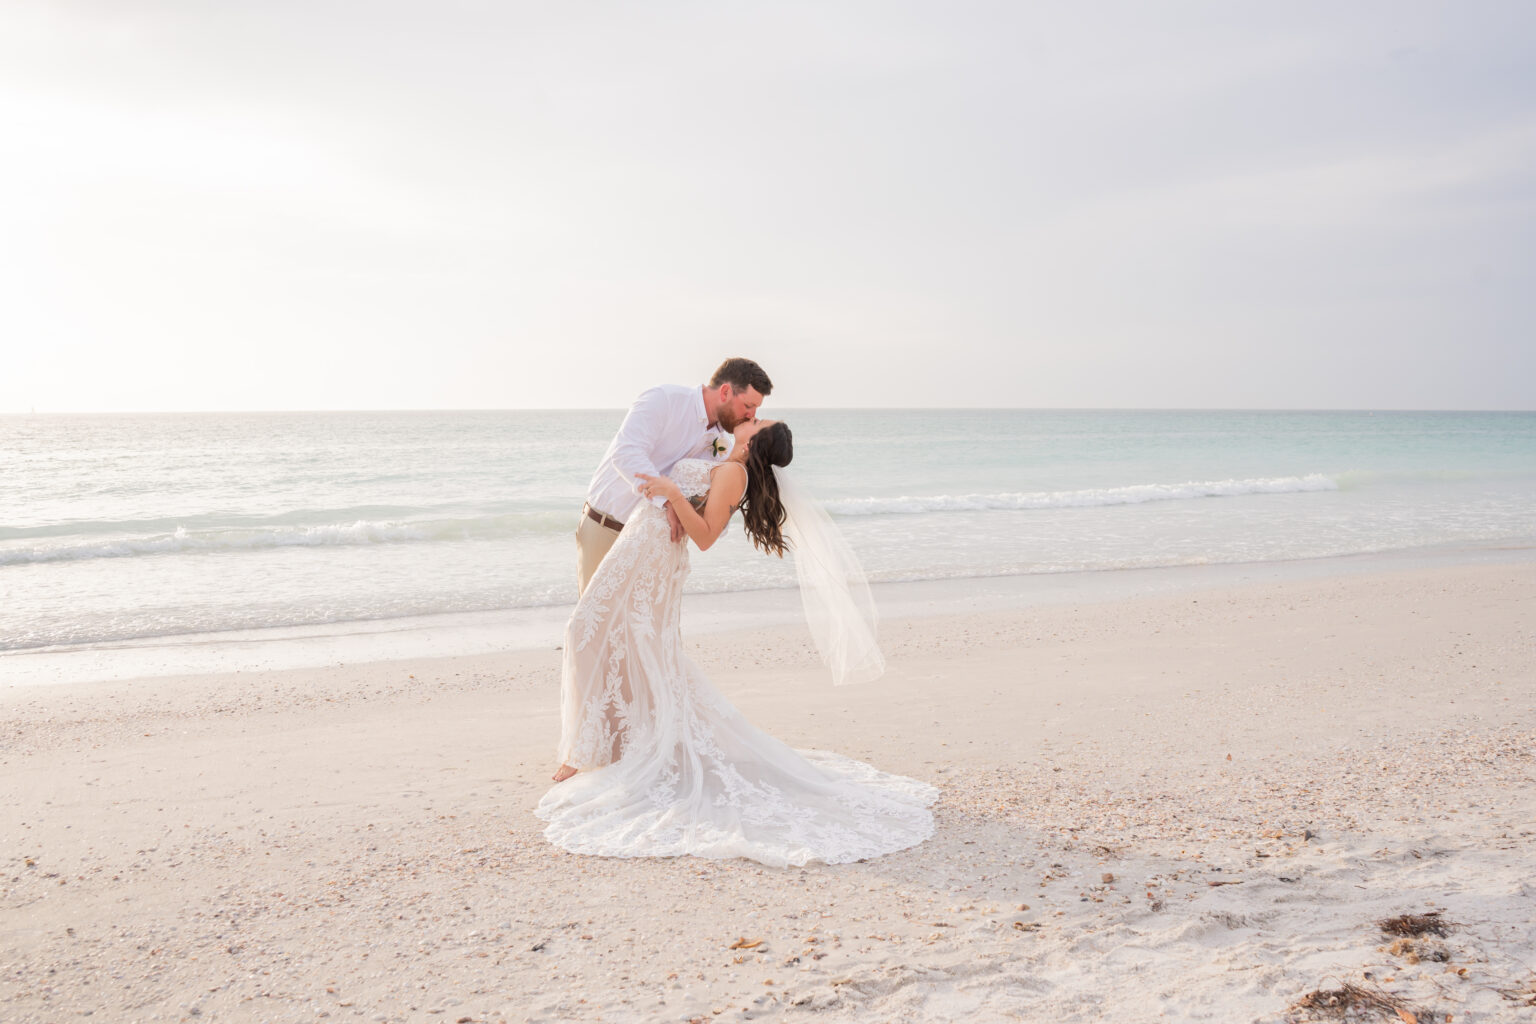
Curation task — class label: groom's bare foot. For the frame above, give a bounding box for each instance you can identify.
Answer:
[552,764,578,782]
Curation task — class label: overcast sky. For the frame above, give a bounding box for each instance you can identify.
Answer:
[3,1,1533,411]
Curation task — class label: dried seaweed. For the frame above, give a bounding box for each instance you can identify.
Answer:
[1378,911,1452,938]
[1288,982,1434,1023]
[1496,975,1536,1007]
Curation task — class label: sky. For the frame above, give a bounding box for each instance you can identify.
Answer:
[2,1,1534,412]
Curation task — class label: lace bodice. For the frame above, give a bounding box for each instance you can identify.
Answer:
[668,457,718,500]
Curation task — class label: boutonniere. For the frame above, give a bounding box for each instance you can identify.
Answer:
[709,436,729,458]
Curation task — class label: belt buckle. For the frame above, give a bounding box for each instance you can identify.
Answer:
[585,504,621,532]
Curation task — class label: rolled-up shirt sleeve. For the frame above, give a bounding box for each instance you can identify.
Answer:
[609,387,669,508]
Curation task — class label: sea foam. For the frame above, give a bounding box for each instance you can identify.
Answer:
[0,515,552,566]
[824,474,1339,516]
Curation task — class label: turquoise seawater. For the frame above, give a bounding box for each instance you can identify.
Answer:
[2,409,1532,655]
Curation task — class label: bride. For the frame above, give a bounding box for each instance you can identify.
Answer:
[537,419,937,867]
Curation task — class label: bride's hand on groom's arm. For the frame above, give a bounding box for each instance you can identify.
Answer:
[632,472,688,543]
[635,473,686,543]
[638,471,733,550]
[635,472,682,503]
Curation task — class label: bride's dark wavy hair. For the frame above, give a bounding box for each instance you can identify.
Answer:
[740,422,793,557]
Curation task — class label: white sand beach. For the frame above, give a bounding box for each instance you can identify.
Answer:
[3,556,1534,1023]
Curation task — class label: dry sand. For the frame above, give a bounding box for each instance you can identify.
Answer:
[2,558,1533,1023]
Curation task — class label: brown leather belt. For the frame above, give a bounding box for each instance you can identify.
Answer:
[582,503,624,532]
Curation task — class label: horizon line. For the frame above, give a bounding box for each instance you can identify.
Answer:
[4,405,1535,416]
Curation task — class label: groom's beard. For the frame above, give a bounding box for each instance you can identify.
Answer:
[717,408,742,432]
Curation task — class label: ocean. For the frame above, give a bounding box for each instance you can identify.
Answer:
[3,409,1533,679]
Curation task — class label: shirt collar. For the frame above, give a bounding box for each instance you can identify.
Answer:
[694,386,717,432]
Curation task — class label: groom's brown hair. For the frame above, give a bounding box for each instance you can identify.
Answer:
[710,358,772,397]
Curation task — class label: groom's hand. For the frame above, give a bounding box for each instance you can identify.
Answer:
[666,505,685,543]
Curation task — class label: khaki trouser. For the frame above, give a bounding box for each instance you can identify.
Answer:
[575,511,621,597]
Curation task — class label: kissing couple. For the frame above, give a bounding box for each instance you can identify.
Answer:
[536,358,936,867]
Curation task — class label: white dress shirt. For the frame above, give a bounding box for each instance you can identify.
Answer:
[585,384,729,524]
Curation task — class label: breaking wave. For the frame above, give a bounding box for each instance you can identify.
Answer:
[0,513,561,566]
[825,474,1339,516]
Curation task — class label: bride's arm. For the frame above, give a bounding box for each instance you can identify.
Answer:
[636,464,746,551]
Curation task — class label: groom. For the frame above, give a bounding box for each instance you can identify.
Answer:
[577,357,772,595]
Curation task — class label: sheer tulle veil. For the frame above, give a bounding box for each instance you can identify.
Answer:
[773,465,885,686]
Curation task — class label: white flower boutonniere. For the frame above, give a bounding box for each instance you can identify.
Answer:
[709,436,729,458]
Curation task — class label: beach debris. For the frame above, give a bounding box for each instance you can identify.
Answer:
[1379,911,1452,938]
[1495,974,1536,1006]
[1012,921,1040,932]
[1386,938,1450,964]
[728,937,764,950]
[1286,982,1432,1023]
[1101,872,1115,884]
[1208,880,1244,887]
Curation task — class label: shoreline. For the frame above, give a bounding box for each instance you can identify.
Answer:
[1,557,1533,1021]
[4,539,1532,689]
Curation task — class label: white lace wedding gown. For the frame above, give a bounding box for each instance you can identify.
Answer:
[536,458,937,867]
